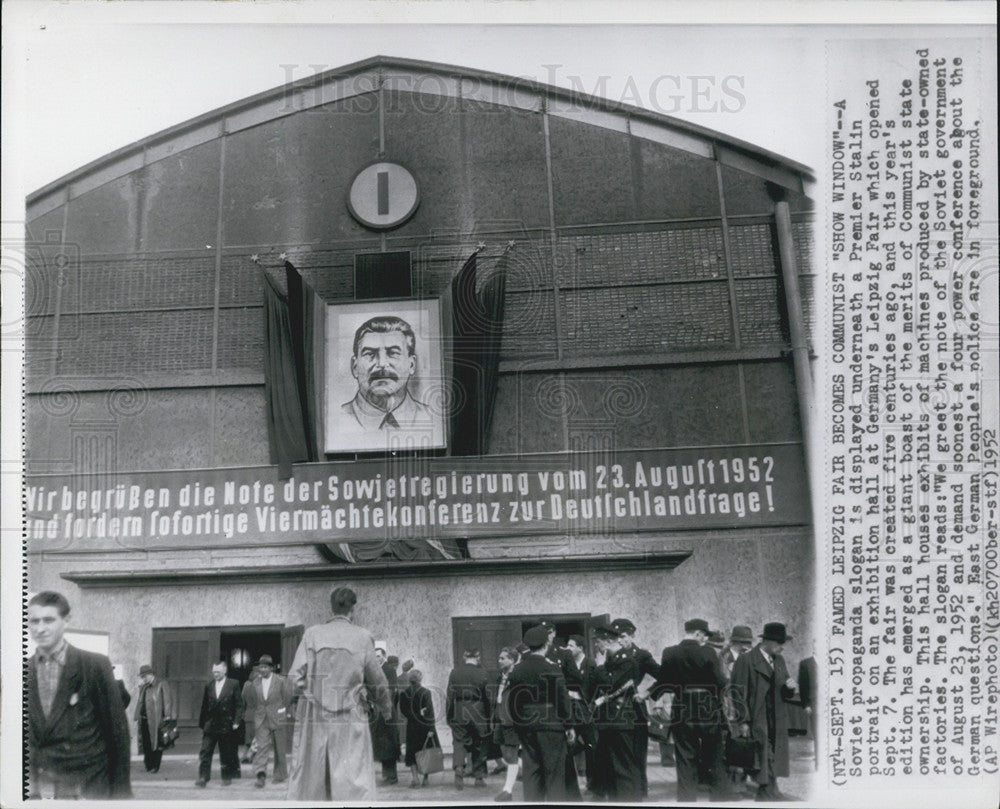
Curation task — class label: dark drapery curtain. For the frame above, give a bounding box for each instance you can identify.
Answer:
[450,248,508,456]
[262,262,325,479]
[262,269,311,479]
[263,251,505,565]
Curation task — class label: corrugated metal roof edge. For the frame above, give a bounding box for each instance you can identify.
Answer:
[27,54,814,206]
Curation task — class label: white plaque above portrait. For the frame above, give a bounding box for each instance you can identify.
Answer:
[347,161,420,230]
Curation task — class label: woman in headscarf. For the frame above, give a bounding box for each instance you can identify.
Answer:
[397,669,439,787]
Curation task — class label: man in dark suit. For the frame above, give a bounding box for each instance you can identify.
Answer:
[611,617,661,797]
[245,654,294,788]
[446,648,491,789]
[505,625,575,802]
[653,618,728,802]
[370,646,401,784]
[196,660,243,787]
[731,622,799,801]
[26,590,132,799]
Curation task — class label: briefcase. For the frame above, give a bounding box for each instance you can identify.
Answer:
[158,719,180,750]
[725,735,755,769]
[415,734,444,776]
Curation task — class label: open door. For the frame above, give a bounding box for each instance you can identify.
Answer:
[280,625,305,754]
[280,625,305,674]
[152,627,220,729]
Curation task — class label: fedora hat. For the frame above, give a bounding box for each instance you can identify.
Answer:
[257,654,274,666]
[760,622,791,643]
[730,625,754,644]
[684,618,711,635]
[138,664,154,676]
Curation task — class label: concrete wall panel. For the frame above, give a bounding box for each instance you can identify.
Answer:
[140,140,222,251]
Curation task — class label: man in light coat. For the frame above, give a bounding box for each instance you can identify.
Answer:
[244,654,293,788]
[730,622,799,801]
[287,586,391,801]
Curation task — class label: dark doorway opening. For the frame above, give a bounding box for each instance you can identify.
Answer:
[451,613,609,682]
[221,629,282,690]
[152,623,304,732]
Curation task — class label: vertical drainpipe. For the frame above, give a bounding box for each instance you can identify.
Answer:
[774,198,813,452]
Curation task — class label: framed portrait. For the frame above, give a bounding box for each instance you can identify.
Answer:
[324,299,448,453]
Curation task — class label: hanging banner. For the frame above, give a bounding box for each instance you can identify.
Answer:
[24,443,809,552]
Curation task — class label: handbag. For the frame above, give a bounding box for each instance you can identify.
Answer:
[724,734,755,769]
[646,694,672,743]
[414,733,444,776]
[158,718,180,750]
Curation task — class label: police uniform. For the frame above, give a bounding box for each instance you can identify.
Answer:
[613,618,660,797]
[505,626,574,802]
[654,621,728,802]
[592,637,643,802]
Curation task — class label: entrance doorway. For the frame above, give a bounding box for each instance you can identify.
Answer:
[151,624,304,730]
[451,613,609,681]
[221,629,282,690]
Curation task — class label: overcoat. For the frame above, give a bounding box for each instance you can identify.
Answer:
[446,661,491,735]
[398,683,438,767]
[287,616,391,801]
[729,644,795,782]
[27,644,133,799]
[133,677,174,755]
[370,662,401,761]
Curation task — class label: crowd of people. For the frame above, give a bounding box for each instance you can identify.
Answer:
[26,587,814,802]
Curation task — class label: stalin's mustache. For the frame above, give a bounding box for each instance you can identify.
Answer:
[368,370,399,382]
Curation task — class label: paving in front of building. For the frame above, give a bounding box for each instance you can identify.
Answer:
[131,736,818,802]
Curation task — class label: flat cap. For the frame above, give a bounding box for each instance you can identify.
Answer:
[523,625,550,649]
[611,618,637,635]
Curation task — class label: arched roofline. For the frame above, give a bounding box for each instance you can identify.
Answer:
[28,54,813,216]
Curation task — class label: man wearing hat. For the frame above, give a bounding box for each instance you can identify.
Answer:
[245,653,294,788]
[134,663,174,774]
[504,624,575,802]
[610,617,660,797]
[653,618,728,802]
[730,622,799,801]
[590,623,643,801]
[720,625,754,680]
[719,625,755,791]
[446,647,491,789]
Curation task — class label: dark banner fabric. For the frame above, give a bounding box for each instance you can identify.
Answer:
[450,249,507,456]
[262,270,311,478]
[25,443,809,552]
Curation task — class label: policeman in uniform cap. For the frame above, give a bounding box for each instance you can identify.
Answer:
[590,623,643,801]
[610,617,660,797]
[652,618,728,802]
[504,624,575,802]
